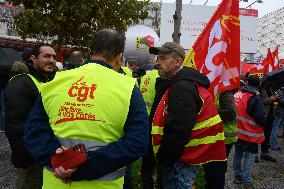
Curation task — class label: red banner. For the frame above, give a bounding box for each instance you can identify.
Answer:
[183,0,240,95]
[241,63,254,75]
[239,8,258,17]
[272,47,279,70]
[264,48,274,73]
[249,63,264,78]
[249,48,273,77]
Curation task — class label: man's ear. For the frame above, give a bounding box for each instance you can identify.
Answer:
[31,55,36,65]
[111,53,123,71]
[117,53,123,64]
[176,58,183,67]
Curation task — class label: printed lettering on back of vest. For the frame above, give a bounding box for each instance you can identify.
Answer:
[68,76,97,102]
[55,76,106,125]
[140,76,150,94]
[234,91,244,104]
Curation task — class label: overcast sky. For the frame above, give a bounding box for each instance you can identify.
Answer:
[151,0,284,17]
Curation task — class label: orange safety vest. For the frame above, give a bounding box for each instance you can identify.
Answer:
[152,84,226,165]
[234,91,265,144]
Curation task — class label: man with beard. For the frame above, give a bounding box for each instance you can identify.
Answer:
[4,45,57,189]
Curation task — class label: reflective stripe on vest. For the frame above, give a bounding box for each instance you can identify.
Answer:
[224,131,237,138]
[153,132,225,153]
[185,132,225,147]
[223,122,238,144]
[238,128,265,138]
[140,70,159,115]
[152,85,226,165]
[193,115,221,131]
[44,137,126,181]
[234,91,265,144]
[237,115,256,125]
[41,63,135,189]
[152,114,221,135]
[145,101,153,108]
[58,137,126,180]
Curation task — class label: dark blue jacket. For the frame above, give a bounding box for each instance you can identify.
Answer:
[24,61,149,180]
[245,86,266,127]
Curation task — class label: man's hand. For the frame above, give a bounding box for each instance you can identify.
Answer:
[53,146,77,183]
[272,95,280,101]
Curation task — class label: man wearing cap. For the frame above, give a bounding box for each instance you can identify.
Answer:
[150,42,226,188]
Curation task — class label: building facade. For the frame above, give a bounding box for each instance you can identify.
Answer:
[257,7,284,60]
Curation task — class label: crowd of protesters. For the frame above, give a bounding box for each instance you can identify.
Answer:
[0,29,283,189]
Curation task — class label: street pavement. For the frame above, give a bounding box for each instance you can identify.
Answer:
[225,136,284,189]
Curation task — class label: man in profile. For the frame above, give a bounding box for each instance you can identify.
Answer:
[149,42,226,188]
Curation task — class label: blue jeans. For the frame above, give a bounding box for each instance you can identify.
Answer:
[159,161,200,189]
[233,145,255,184]
[270,116,281,149]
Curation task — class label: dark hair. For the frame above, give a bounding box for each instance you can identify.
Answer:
[32,44,52,58]
[69,51,83,64]
[247,75,260,88]
[91,29,125,62]
[22,47,33,61]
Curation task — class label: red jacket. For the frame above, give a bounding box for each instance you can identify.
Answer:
[234,91,265,144]
[152,84,226,165]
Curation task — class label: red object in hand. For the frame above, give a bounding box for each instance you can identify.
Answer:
[51,143,88,170]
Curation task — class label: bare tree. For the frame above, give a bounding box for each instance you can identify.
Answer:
[172,0,182,43]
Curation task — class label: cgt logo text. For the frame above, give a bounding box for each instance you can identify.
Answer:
[68,76,97,102]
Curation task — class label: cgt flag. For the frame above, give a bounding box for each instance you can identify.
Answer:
[249,48,273,77]
[264,48,274,73]
[272,47,279,70]
[183,0,240,95]
[249,63,264,78]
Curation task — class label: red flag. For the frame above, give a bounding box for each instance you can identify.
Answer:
[272,47,279,70]
[183,0,240,95]
[249,48,273,77]
[262,48,273,74]
[249,63,264,78]
[241,63,254,75]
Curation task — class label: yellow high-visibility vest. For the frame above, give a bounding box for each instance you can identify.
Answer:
[140,70,159,115]
[215,94,238,144]
[121,66,133,77]
[41,63,136,189]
